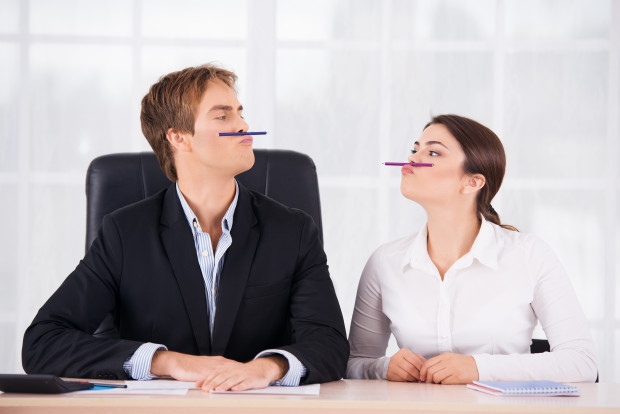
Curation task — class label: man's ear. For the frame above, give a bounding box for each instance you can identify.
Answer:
[166,128,191,152]
[461,173,485,195]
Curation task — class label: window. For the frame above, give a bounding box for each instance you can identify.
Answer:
[1,0,617,381]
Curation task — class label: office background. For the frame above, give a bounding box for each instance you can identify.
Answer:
[0,0,618,381]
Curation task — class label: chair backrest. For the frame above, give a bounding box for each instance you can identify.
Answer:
[85,150,323,250]
[530,339,550,354]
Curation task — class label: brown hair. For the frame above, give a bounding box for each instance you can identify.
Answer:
[424,114,517,231]
[140,63,238,181]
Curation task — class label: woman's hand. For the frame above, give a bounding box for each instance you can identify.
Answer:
[387,348,427,382]
[419,353,479,384]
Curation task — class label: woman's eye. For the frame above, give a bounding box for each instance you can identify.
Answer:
[429,151,439,156]
[410,149,417,154]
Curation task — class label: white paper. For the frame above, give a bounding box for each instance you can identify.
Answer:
[75,381,320,396]
[125,380,197,390]
[73,380,196,395]
[210,383,320,396]
[75,388,188,396]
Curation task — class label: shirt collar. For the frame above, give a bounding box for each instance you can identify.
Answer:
[468,218,500,270]
[402,224,428,270]
[402,218,500,273]
[175,180,239,235]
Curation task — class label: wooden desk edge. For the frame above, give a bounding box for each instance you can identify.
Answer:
[1,380,618,414]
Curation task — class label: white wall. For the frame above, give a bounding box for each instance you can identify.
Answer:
[0,0,618,382]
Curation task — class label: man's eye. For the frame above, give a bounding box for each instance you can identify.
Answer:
[216,115,226,120]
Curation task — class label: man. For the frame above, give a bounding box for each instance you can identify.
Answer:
[22,64,349,391]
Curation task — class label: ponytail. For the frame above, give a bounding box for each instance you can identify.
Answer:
[479,203,518,232]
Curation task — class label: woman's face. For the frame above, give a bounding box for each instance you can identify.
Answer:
[400,123,469,208]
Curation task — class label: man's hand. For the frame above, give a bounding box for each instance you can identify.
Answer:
[387,348,427,382]
[151,351,239,382]
[419,353,479,384]
[196,355,288,392]
[151,351,288,391]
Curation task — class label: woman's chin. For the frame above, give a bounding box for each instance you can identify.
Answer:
[400,185,420,202]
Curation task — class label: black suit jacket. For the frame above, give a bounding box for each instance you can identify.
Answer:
[22,183,349,383]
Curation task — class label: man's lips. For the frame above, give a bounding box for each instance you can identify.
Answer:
[240,136,253,144]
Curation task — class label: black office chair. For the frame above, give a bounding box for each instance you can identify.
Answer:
[85,149,323,338]
[530,339,550,354]
[85,149,323,250]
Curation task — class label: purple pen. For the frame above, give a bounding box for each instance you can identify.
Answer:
[383,162,434,167]
[218,131,267,136]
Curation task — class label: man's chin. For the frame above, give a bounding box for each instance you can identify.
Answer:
[234,152,256,176]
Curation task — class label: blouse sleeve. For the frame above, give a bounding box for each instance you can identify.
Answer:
[346,248,393,379]
[473,237,598,382]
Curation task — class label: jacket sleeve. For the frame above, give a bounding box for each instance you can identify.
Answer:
[22,214,143,380]
[277,213,350,384]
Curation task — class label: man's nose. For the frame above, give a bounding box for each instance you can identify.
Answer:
[237,117,249,133]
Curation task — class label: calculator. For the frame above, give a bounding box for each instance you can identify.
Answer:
[0,374,94,394]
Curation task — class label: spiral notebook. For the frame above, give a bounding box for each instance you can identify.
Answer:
[467,381,580,397]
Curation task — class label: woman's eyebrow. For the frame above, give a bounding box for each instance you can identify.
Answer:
[414,140,448,149]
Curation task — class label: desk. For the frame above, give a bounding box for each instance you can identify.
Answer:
[1,380,619,414]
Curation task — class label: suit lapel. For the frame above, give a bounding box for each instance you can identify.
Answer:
[211,184,259,356]
[160,184,212,355]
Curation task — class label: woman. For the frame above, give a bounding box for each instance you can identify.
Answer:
[347,114,597,384]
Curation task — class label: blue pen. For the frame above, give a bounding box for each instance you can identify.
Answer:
[218,131,267,136]
[89,382,127,388]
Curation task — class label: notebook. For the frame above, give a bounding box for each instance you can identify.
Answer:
[467,380,580,397]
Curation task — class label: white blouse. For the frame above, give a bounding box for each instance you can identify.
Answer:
[346,219,598,382]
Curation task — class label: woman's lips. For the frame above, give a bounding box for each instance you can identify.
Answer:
[401,165,414,175]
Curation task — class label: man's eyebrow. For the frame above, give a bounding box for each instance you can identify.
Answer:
[207,104,244,113]
[208,105,232,113]
[414,140,448,149]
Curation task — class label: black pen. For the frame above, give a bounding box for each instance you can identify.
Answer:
[89,382,127,388]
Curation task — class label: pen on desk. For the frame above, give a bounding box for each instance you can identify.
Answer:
[383,162,434,167]
[218,131,267,136]
[89,382,128,388]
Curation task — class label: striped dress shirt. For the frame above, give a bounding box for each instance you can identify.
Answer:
[124,181,305,385]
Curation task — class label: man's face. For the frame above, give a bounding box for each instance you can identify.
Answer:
[183,79,254,177]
